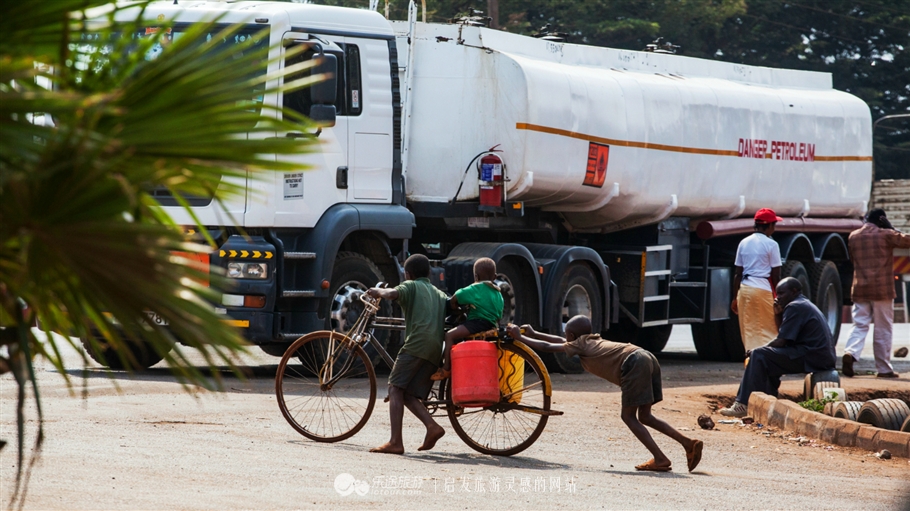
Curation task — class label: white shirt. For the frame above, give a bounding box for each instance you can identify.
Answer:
[734,232,782,292]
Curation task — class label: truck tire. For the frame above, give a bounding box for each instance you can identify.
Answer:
[901,415,910,433]
[833,401,863,421]
[495,258,538,328]
[812,381,838,401]
[808,260,843,342]
[692,316,746,362]
[802,370,840,400]
[81,335,165,370]
[857,399,910,431]
[326,252,392,369]
[691,321,726,361]
[605,318,672,354]
[546,264,603,374]
[781,260,812,301]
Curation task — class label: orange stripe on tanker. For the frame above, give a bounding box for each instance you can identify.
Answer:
[516,123,872,162]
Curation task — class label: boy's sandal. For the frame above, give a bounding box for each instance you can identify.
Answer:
[634,459,672,472]
[430,369,451,381]
[686,440,704,472]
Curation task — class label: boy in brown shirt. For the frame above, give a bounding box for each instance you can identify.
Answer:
[508,315,703,472]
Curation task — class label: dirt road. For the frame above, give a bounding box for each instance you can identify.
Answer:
[2,327,909,510]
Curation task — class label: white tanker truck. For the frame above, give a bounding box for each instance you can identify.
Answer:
[96,1,872,371]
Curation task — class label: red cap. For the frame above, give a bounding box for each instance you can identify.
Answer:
[754,208,783,224]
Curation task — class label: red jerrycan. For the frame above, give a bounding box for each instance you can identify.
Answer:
[450,341,500,407]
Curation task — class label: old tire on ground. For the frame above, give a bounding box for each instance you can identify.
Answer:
[902,415,910,433]
[808,260,843,342]
[324,252,392,369]
[823,401,836,416]
[803,370,841,400]
[812,381,838,401]
[545,264,603,374]
[604,318,672,354]
[82,335,166,370]
[781,260,812,301]
[857,399,910,431]
[833,401,863,421]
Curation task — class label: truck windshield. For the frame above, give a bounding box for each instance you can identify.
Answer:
[76,23,269,110]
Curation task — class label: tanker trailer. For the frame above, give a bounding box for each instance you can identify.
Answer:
[393,16,870,367]
[83,2,870,371]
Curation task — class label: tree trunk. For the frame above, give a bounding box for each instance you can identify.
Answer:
[487,0,499,29]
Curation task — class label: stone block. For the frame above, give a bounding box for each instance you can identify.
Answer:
[834,420,861,447]
[797,412,826,438]
[855,426,881,451]
[875,430,910,458]
[748,392,772,423]
[766,399,788,428]
[783,402,812,432]
[819,417,850,444]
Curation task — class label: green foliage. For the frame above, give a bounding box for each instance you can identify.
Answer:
[1,1,319,506]
[798,396,837,413]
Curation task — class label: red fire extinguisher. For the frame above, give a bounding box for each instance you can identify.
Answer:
[478,153,504,210]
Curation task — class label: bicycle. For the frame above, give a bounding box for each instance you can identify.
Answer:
[275,288,562,456]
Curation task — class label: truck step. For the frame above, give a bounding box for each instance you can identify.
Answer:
[284,252,317,260]
[282,290,316,297]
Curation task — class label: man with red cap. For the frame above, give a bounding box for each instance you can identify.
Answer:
[842,209,910,379]
[731,208,783,353]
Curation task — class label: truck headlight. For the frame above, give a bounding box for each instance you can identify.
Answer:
[226,262,269,279]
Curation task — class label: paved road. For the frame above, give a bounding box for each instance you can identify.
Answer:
[1,326,908,510]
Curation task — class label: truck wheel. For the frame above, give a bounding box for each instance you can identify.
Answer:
[721,316,746,362]
[901,415,910,433]
[808,260,842,342]
[781,260,812,301]
[857,399,910,431]
[81,336,165,370]
[605,318,672,354]
[326,252,391,369]
[495,259,538,328]
[546,264,603,374]
[691,322,726,361]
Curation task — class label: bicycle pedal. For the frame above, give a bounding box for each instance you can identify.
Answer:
[383,395,390,403]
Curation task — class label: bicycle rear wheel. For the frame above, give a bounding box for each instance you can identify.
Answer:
[276,331,377,442]
[447,341,551,456]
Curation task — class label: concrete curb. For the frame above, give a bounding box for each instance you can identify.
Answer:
[747,392,910,458]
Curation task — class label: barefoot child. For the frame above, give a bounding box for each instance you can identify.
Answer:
[507,316,704,472]
[366,254,448,454]
[431,257,504,380]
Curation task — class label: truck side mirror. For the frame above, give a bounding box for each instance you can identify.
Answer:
[310,53,337,105]
[308,104,336,127]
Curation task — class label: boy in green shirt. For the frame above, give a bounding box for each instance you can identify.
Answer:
[367,254,449,454]
[432,257,504,381]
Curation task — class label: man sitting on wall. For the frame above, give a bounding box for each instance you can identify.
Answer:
[719,277,836,417]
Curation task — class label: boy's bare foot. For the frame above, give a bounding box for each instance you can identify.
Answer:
[370,442,404,455]
[417,425,445,451]
[430,368,451,381]
[685,439,704,472]
[634,459,672,472]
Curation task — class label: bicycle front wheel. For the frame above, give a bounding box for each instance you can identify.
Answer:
[276,331,377,442]
[447,341,551,456]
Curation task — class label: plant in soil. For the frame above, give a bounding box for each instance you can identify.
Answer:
[798,396,837,413]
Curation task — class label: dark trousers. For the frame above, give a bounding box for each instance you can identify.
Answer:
[735,346,806,404]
